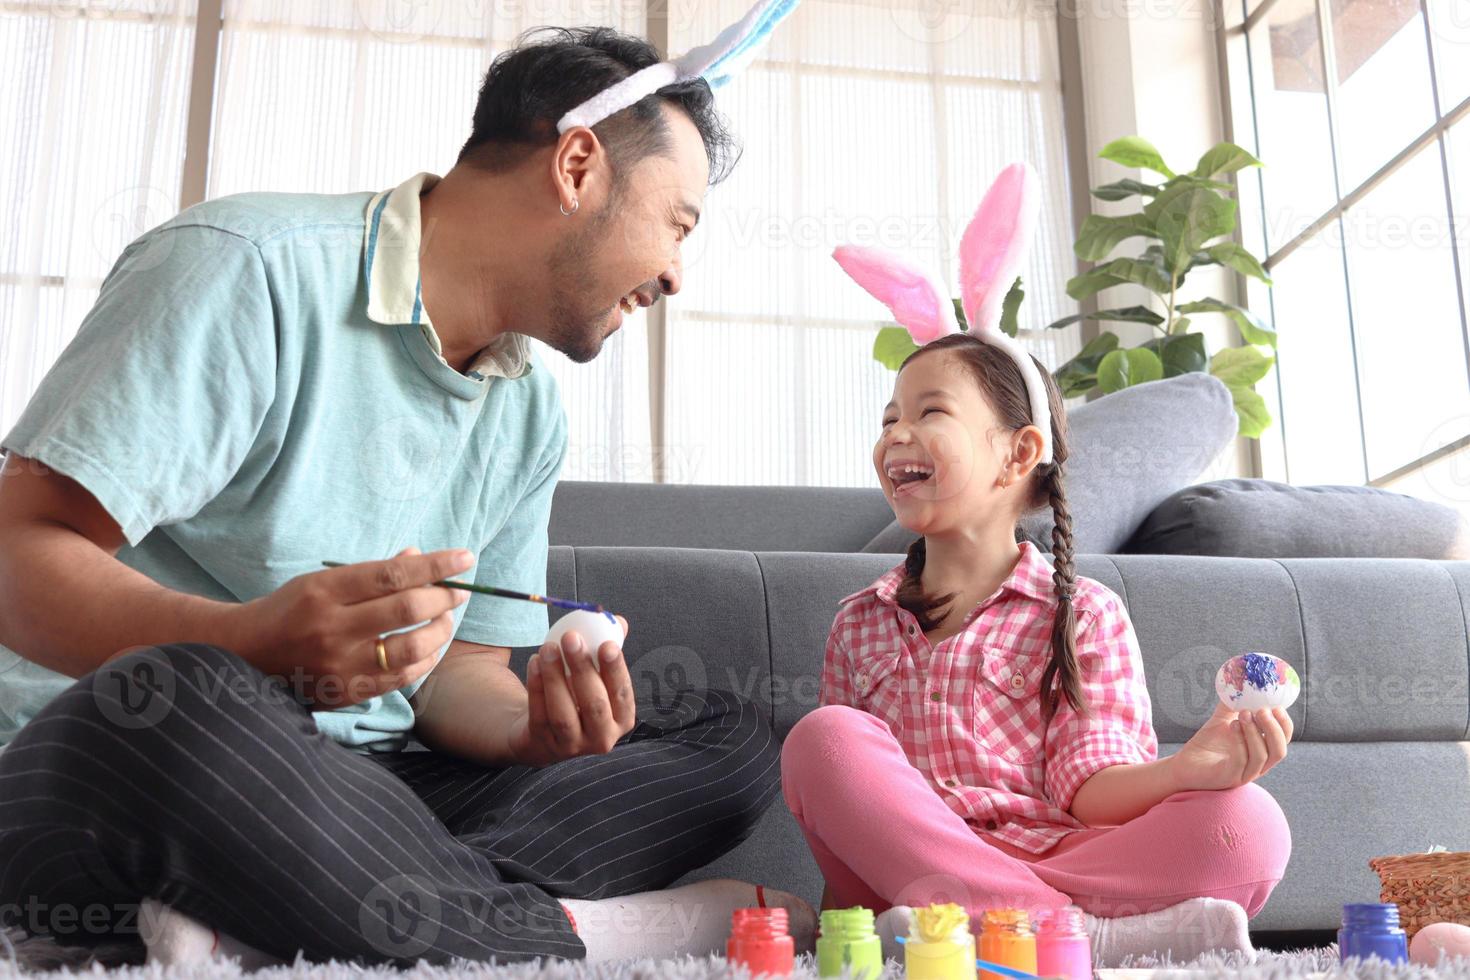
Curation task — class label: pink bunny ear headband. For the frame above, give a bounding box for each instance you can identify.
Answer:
[557,0,801,134]
[832,162,1054,466]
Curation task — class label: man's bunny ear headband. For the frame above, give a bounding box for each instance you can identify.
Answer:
[557,0,801,134]
[831,162,1054,466]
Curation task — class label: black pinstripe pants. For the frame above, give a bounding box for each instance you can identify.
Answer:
[0,643,780,965]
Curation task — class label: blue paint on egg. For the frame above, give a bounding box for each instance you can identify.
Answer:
[1241,652,1277,691]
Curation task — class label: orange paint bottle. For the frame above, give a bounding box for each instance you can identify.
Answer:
[978,909,1038,980]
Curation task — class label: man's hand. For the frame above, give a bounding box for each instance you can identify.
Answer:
[226,546,472,708]
[507,617,636,767]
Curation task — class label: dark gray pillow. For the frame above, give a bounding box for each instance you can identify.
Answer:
[1122,478,1470,559]
[861,372,1239,555]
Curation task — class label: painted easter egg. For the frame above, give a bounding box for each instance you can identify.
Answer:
[1215,652,1300,711]
[1411,922,1470,964]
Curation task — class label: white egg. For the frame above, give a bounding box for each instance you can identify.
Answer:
[1215,652,1300,711]
[544,610,624,672]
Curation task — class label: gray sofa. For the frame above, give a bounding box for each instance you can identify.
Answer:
[526,479,1470,939]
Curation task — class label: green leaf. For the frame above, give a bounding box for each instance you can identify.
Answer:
[1168,315,1192,335]
[1142,332,1208,377]
[1046,305,1165,330]
[1074,214,1160,262]
[1052,331,1120,397]
[1193,142,1263,179]
[1144,183,1238,275]
[1210,345,1275,387]
[952,297,969,331]
[1206,242,1273,284]
[1184,249,1219,271]
[1099,136,1178,178]
[873,326,920,370]
[1165,174,1237,193]
[1227,384,1273,438]
[998,277,1024,337]
[1177,298,1278,348]
[1140,244,1216,292]
[1091,179,1162,202]
[1097,347,1164,393]
[1066,255,1172,300]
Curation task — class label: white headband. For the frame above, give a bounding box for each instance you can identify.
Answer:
[557,0,801,134]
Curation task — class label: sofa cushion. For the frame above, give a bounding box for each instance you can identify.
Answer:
[862,372,1238,555]
[550,482,896,553]
[1122,478,1470,559]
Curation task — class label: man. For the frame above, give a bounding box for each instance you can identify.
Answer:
[0,26,808,966]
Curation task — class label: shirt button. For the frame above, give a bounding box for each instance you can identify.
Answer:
[930,691,942,702]
[985,819,999,831]
[1010,675,1025,690]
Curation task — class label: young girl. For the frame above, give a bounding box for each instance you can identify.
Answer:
[783,166,1293,966]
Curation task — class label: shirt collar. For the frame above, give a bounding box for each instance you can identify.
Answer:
[363,171,531,382]
[841,539,1058,608]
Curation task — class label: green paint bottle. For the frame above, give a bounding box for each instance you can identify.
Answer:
[817,907,884,980]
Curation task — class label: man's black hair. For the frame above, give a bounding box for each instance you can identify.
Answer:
[458,26,739,185]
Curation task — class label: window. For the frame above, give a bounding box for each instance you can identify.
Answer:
[0,0,195,433]
[664,0,1081,485]
[1223,0,1470,498]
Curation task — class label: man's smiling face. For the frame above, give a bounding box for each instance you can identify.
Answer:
[544,105,711,364]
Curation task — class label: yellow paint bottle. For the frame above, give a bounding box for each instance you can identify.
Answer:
[904,903,977,980]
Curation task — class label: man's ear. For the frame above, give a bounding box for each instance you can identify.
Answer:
[550,126,609,212]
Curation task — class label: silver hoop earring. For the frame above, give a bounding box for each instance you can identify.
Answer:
[559,199,579,216]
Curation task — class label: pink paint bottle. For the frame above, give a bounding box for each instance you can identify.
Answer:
[1035,906,1093,980]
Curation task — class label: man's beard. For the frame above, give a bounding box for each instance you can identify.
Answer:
[543,188,622,365]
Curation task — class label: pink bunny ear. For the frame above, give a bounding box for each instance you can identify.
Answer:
[959,162,1040,334]
[832,245,960,344]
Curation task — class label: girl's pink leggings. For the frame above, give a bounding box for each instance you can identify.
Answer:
[781,705,1291,919]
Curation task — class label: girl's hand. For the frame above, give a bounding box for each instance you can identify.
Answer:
[1168,703,1294,792]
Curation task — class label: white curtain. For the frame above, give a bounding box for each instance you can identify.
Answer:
[0,0,196,438]
[204,0,655,483]
[3,0,1079,488]
[665,0,1079,486]
[2,0,654,482]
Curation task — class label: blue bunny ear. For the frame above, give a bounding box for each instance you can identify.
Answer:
[674,0,802,88]
[557,0,802,133]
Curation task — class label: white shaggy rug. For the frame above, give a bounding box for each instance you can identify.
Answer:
[0,937,1462,980]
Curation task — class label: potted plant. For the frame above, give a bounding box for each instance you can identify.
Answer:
[871,137,1277,438]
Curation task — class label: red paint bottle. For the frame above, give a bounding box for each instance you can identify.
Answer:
[728,907,795,977]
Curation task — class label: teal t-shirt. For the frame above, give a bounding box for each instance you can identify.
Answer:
[0,185,567,752]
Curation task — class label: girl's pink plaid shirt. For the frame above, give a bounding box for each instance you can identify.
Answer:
[820,539,1159,854]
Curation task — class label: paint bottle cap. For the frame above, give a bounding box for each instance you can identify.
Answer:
[820,906,876,940]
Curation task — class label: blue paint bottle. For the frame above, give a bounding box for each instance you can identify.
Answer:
[1338,903,1408,964]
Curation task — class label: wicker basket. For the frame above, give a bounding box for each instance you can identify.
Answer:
[1369,851,1470,938]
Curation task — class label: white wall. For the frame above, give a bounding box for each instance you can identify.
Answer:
[1073,0,1258,480]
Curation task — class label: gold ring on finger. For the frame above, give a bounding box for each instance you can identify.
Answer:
[376,637,389,672]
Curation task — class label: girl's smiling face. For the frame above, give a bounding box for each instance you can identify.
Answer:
[874,348,1011,536]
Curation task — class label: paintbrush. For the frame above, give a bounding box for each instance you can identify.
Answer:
[320,561,605,614]
[892,938,1051,980]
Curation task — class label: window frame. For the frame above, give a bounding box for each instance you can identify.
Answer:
[1218,0,1470,487]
